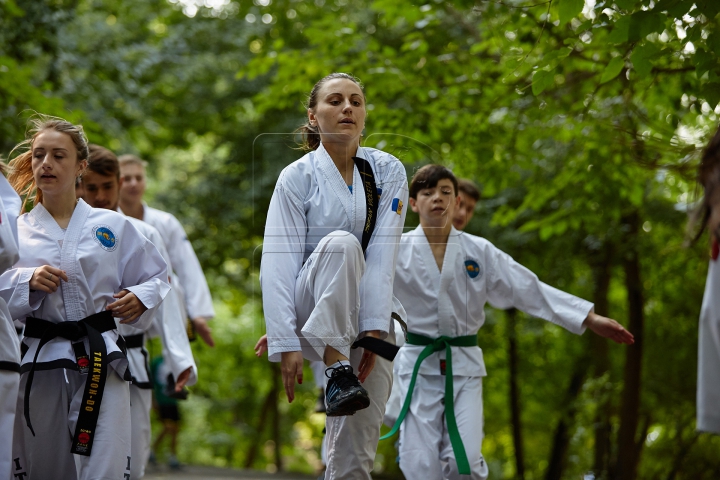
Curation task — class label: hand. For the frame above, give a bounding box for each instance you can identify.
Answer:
[583,312,635,345]
[174,367,193,392]
[29,266,68,293]
[106,290,148,324]
[280,351,304,403]
[254,335,268,357]
[357,330,381,383]
[192,317,215,347]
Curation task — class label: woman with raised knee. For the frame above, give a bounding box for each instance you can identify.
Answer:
[260,73,408,479]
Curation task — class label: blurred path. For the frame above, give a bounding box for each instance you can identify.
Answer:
[144,465,316,479]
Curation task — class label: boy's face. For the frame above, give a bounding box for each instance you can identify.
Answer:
[83,171,120,210]
[452,191,477,231]
[410,178,460,228]
[119,163,146,205]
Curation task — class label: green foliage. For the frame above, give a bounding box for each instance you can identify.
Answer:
[1,0,719,477]
[557,0,584,26]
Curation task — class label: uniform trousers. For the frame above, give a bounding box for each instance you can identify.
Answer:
[398,374,488,480]
[129,386,152,479]
[12,368,131,480]
[295,231,364,361]
[0,370,18,480]
[294,231,394,479]
[324,344,394,480]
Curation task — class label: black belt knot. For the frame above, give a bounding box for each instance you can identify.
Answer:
[23,311,116,456]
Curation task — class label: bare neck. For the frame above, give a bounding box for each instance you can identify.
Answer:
[323,141,358,186]
[42,191,78,229]
[420,220,452,246]
[119,199,144,220]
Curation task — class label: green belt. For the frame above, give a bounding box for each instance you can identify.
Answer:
[380,332,478,475]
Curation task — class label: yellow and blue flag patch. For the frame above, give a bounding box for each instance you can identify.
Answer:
[391,198,403,215]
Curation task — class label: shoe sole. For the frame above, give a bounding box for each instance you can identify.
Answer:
[326,391,370,417]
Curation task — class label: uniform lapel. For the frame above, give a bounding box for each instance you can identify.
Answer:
[315,143,356,228]
[438,227,461,336]
[30,202,66,242]
[61,200,92,321]
[415,225,441,293]
[351,148,368,240]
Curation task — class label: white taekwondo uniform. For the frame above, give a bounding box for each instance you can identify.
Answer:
[0,199,170,480]
[136,203,215,321]
[0,175,20,480]
[698,242,720,434]
[120,216,197,479]
[261,143,408,480]
[392,226,592,480]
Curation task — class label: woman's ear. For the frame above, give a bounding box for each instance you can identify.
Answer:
[308,109,316,127]
[77,159,88,177]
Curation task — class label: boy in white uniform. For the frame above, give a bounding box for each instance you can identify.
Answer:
[385,178,479,427]
[388,165,634,479]
[118,155,216,347]
[693,126,720,434]
[83,144,197,478]
[0,170,21,480]
[1,116,171,480]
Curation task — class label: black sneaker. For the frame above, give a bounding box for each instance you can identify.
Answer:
[325,365,370,416]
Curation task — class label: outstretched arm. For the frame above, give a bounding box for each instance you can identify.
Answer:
[485,244,633,339]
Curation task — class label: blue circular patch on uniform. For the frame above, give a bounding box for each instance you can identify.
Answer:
[92,225,118,251]
[464,259,482,279]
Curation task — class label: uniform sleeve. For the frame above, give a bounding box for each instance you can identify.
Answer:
[0,267,45,319]
[120,224,172,331]
[260,180,307,358]
[484,245,591,335]
[145,232,197,385]
[155,279,197,386]
[163,214,215,320]
[358,160,408,334]
[147,229,173,281]
[0,196,19,273]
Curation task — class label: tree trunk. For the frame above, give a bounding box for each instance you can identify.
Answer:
[615,211,645,480]
[590,243,613,478]
[507,308,526,480]
[244,366,278,468]
[544,362,587,480]
[244,363,283,470]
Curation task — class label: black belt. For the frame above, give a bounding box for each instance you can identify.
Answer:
[123,333,152,389]
[124,333,144,349]
[349,312,405,361]
[24,311,116,456]
[0,361,19,372]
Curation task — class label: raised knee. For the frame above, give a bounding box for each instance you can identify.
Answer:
[325,231,362,254]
